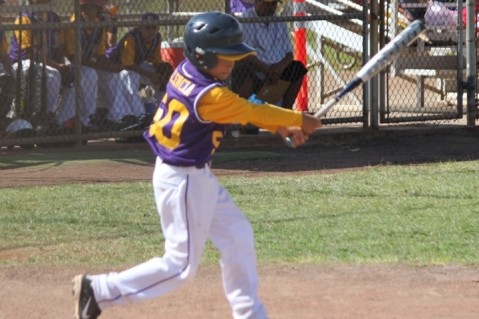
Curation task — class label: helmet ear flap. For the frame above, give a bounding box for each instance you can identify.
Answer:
[193,49,218,70]
[203,52,218,69]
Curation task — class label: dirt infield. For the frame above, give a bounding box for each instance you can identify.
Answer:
[1,126,479,319]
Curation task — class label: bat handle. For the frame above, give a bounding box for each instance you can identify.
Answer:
[284,136,295,148]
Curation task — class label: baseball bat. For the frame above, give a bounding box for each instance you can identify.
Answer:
[285,20,426,147]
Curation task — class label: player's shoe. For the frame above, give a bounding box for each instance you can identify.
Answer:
[72,274,102,319]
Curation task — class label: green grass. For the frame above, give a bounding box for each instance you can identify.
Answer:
[1,161,478,267]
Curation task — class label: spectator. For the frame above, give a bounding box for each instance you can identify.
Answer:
[56,0,122,130]
[231,0,307,133]
[104,12,173,124]
[9,0,65,124]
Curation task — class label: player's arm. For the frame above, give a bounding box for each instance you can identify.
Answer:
[198,86,304,132]
[14,16,35,52]
[0,34,13,75]
[85,30,123,73]
[120,36,159,82]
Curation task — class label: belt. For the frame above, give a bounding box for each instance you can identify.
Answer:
[159,158,210,169]
[195,161,211,169]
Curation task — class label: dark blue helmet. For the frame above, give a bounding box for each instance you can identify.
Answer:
[183,12,256,70]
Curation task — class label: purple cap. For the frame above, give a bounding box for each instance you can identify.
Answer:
[141,12,160,21]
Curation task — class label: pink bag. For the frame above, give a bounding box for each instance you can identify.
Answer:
[424,1,458,28]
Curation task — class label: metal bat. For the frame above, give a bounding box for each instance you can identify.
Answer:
[285,20,426,147]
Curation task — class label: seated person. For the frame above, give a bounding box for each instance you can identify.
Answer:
[57,0,123,130]
[104,12,173,123]
[231,0,307,110]
[231,0,307,133]
[9,0,65,125]
[57,0,104,129]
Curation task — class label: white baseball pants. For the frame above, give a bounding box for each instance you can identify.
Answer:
[90,157,268,319]
[12,59,61,114]
[56,65,98,126]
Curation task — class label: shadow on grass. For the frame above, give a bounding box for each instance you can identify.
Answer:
[0,150,156,170]
[1,129,479,172]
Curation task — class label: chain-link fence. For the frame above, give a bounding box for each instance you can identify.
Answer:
[0,0,476,149]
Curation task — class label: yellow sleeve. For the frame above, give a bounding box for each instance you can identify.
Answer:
[148,45,163,64]
[197,86,303,133]
[64,27,108,58]
[64,27,76,57]
[0,34,8,54]
[14,16,33,50]
[120,35,136,66]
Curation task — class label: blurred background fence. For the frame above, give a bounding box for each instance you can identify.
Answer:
[0,0,477,150]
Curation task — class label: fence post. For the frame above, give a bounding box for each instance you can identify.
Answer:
[465,0,477,126]
[293,0,308,112]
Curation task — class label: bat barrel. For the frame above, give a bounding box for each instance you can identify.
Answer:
[357,20,426,82]
[284,20,426,148]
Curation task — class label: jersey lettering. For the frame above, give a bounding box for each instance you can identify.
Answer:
[153,97,189,149]
[170,69,195,96]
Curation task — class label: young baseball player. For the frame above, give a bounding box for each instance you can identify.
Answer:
[72,12,322,319]
[104,12,173,124]
[56,0,122,129]
[9,0,65,119]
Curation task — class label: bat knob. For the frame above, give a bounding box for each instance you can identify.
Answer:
[285,136,295,148]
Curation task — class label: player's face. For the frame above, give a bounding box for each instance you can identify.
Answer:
[207,58,235,81]
[139,26,159,44]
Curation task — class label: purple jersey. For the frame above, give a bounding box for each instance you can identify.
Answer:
[230,0,255,13]
[144,60,227,167]
[105,28,161,65]
[9,11,63,63]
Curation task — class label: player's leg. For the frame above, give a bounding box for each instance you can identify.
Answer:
[97,70,126,123]
[280,61,307,110]
[56,86,75,126]
[119,69,144,117]
[45,65,61,114]
[81,160,217,311]
[11,59,31,117]
[79,66,98,126]
[56,66,97,127]
[208,187,268,319]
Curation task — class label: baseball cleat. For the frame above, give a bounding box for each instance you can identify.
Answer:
[72,274,101,319]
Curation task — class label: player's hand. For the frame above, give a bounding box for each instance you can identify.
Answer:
[277,126,308,148]
[301,113,322,134]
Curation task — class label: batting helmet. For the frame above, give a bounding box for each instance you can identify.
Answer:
[183,12,255,70]
[5,118,35,149]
